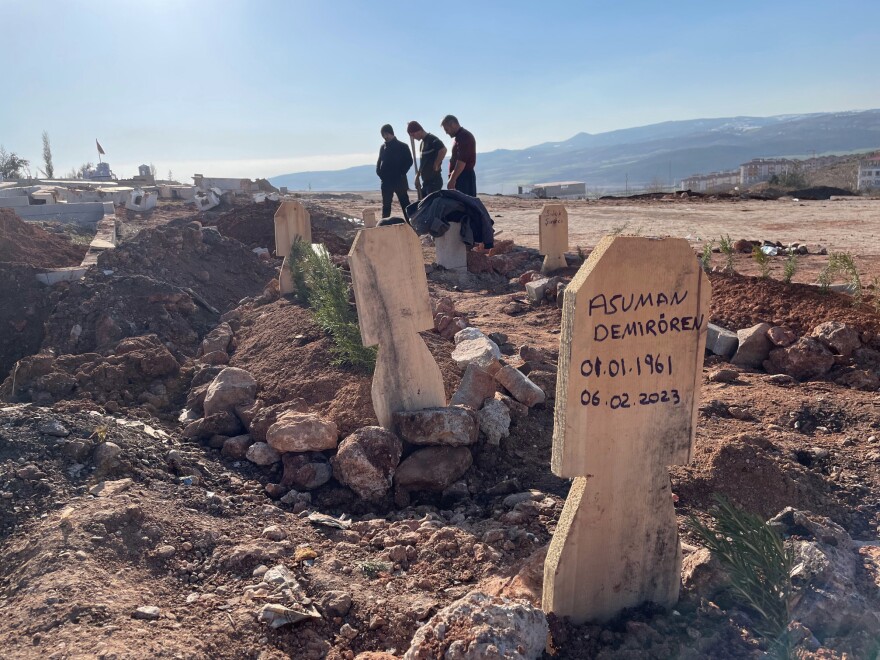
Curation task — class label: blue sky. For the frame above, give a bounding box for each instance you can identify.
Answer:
[2,0,879,179]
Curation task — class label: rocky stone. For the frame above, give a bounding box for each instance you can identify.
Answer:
[453,327,487,344]
[450,363,497,409]
[318,591,353,618]
[92,442,122,470]
[38,419,70,437]
[394,406,478,446]
[331,426,403,502]
[206,434,228,449]
[524,276,554,303]
[681,547,729,597]
[706,323,738,358]
[266,411,338,453]
[767,326,797,347]
[221,434,253,460]
[494,365,545,407]
[280,452,332,490]
[200,322,233,355]
[235,399,264,430]
[810,321,861,357]
[731,322,773,368]
[184,411,244,440]
[155,545,176,560]
[764,337,835,381]
[525,369,556,400]
[394,446,473,492]
[519,345,553,364]
[89,478,133,497]
[451,337,502,369]
[769,508,880,638]
[836,369,880,391]
[198,350,229,366]
[493,391,528,419]
[262,525,287,541]
[403,590,547,660]
[132,606,161,621]
[708,368,739,383]
[203,367,258,417]
[477,398,511,446]
[246,442,281,466]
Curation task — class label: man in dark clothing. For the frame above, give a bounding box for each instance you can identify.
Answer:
[441,115,477,197]
[406,120,447,198]
[376,124,413,219]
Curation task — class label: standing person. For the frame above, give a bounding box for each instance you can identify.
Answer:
[441,115,477,196]
[406,121,447,198]
[376,124,413,219]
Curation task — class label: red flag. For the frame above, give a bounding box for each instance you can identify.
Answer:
[96,140,105,155]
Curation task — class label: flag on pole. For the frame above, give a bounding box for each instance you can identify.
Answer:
[96,140,105,155]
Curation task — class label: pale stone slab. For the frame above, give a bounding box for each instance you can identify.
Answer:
[274,200,312,257]
[279,256,294,295]
[435,228,467,270]
[362,209,378,228]
[348,224,446,428]
[539,204,568,273]
[543,235,711,624]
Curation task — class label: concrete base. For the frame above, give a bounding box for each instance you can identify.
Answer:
[706,323,739,358]
[12,202,108,225]
[0,196,29,207]
[435,227,468,270]
[36,267,88,285]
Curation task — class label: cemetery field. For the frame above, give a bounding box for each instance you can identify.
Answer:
[0,196,879,659]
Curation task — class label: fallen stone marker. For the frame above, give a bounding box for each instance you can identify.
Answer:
[538,204,569,273]
[706,322,738,358]
[348,223,446,428]
[543,235,710,624]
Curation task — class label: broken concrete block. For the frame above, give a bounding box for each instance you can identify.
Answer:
[450,363,497,409]
[452,337,502,369]
[394,406,478,446]
[494,365,545,407]
[706,323,738,359]
[731,322,773,368]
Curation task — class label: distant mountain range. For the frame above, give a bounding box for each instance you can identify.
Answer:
[270,110,880,194]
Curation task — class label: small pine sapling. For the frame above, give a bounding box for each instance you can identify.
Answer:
[719,234,735,272]
[752,245,771,279]
[700,240,714,272]
[782,254,797,284]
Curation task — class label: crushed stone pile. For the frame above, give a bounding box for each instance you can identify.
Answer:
[0,208,87,267]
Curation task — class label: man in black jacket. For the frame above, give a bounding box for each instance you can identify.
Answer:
[376,124,413,220]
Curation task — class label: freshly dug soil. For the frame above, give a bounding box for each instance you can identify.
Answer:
[97,222,275,314]
[0,264,53,379]
[0,208,87,267]
[709,271,880,337]
[229,299,462,436]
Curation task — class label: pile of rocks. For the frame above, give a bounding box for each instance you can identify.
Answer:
[707,320,880,388]
[465,240,531,277]
[431,296,470,341]
[1,334,189,415]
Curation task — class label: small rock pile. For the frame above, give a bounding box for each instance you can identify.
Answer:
[432,296,470,340]
[465,240,531,277]
[709,319,880,388]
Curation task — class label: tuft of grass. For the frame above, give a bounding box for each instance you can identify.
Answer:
[819,252,863,306]
[719,234,735,272]
[782,254,798,285]
[358,559,390,579]
[690,496,793,657]
[287,239,376,373]
[700,240,714,272]
[752,245,771,279]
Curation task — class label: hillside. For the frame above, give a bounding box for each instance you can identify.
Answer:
[271,110,880,194]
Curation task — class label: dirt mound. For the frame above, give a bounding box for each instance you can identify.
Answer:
[0,208,87,267]
[0,264,53,379]
[97,222,275,314]
[1,335,191,417]
[228,299,462,436]
[210,200,359,256]
[709,272,880,337]
[41,272,219,357]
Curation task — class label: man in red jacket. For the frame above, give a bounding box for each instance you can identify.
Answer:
[441,115,477,197]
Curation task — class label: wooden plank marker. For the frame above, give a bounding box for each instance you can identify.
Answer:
[435,228,468,271]
[348,224,446,428]
[274,200,312,258]
[538,204,569,273]
[543,235,710,624]
[362,209,378,229]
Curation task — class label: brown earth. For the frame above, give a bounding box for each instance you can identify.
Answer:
[2,197,880,659]
[0,208,87,267]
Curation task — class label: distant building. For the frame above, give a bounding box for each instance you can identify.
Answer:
[680,170,740,192]
[519,181,586,199]
[739,158,797,185]
[857,155,880,191]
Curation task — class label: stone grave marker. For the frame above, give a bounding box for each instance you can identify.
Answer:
[539,204,569,273]
[435,227,468,271]
[274,200,312,258]
[275,201,312,295]
[542,235,711,624]
[362,209,378,229]
[348,224,446,428]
